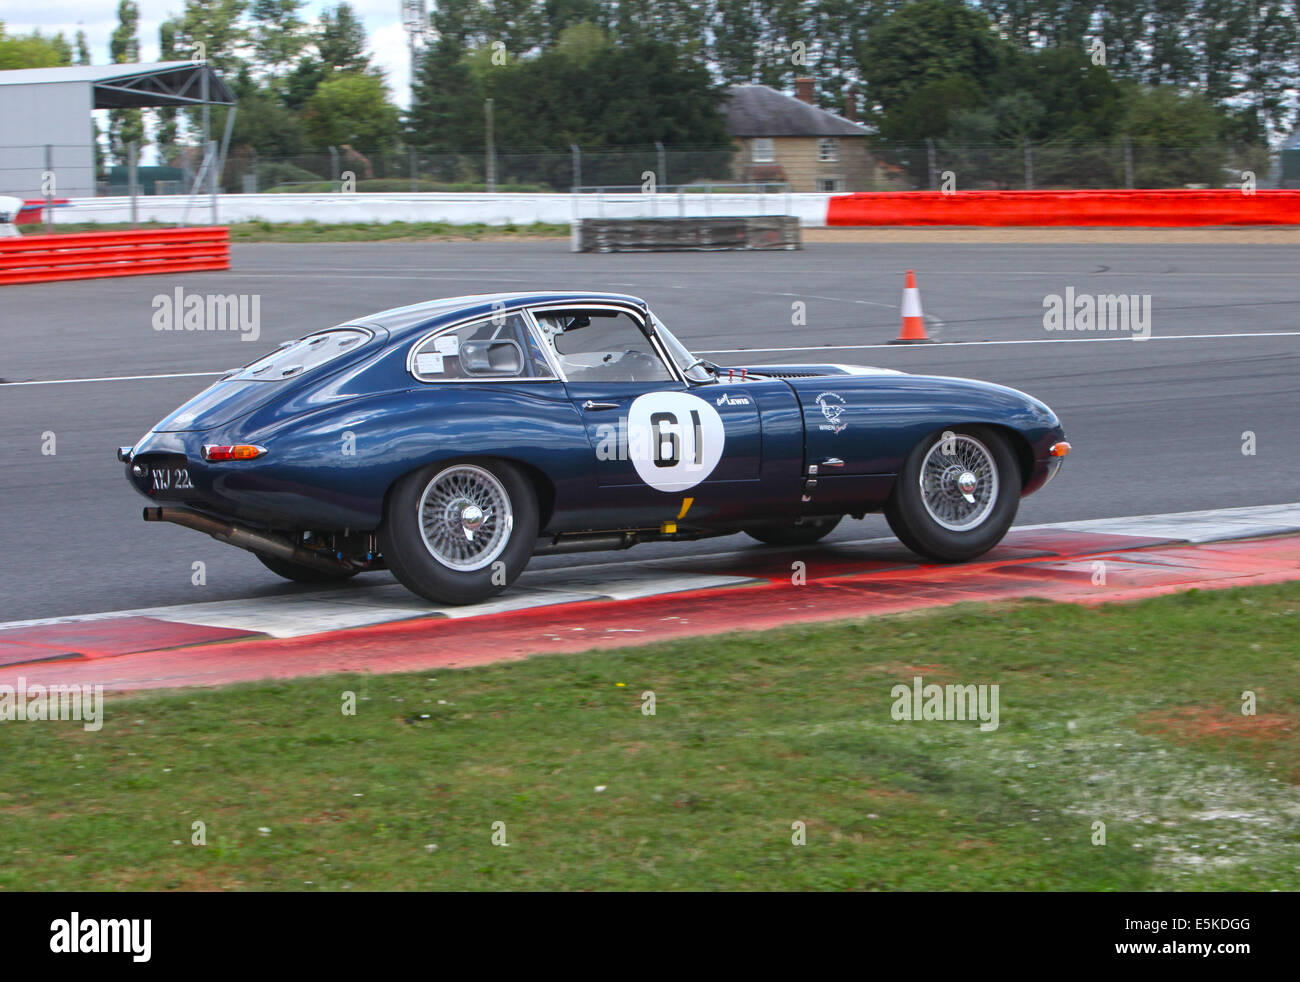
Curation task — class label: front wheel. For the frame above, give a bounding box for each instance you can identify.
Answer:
[379,459,538,605]
[884,426,1020,562]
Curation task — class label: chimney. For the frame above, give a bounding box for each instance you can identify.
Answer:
[843,84,857,122]
[794,77,815,105]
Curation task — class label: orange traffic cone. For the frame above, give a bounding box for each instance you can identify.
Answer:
[890,269,935,344]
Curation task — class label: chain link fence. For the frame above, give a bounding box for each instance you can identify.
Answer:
[871,141,1278,191]
[216,143,1279,194]
[213,146,741,194]
[2,140,1291,212]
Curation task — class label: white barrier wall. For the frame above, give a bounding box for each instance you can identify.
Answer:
[53,191,832,228]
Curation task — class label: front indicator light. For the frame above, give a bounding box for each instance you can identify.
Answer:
[202,444,267,461]
[1049,441,1071,458]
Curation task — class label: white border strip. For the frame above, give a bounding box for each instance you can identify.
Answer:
[1,502,1296,639]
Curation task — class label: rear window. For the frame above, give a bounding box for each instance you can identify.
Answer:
[232,328,372,381]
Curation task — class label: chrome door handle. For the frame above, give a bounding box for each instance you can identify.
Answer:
[582,400,620,411]
[822,457,845,468]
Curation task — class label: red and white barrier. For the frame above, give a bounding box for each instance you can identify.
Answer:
[18,189,1299,237]
[826,189,1300,227]
[0,226,230,286]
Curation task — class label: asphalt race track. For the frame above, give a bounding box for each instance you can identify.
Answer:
[1,240,1297,621]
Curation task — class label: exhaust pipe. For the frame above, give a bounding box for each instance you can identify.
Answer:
[533,532,637,555]
[532,527,731,556]
[143,507,350,574]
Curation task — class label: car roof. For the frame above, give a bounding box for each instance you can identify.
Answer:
[348,291,648,340]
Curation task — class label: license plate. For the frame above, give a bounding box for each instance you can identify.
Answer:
[150,466,195,493]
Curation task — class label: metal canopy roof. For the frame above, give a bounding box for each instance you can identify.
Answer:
[0,62,235,108]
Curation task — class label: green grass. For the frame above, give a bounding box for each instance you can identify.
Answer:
[23,220,570,242]
[1,583,1297,891]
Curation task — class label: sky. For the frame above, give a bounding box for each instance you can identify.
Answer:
[4,0,416,106]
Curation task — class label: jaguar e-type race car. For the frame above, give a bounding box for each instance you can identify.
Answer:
[119,292,1070,604]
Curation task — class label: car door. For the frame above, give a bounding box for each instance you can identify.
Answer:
[532,303,771,527]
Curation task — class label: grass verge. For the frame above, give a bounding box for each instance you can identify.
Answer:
[1,582,1297,891]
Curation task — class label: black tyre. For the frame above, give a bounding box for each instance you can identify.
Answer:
[256,552,359,584]
[744,515,842,546]
[379,458,538,605]
[884,426,1020,562]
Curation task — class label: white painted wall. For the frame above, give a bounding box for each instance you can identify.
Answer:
[52,191,832,227]
[0,82,96,198]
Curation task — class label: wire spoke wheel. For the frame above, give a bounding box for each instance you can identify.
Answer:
[417,464,513,571]
[918,433,999,532]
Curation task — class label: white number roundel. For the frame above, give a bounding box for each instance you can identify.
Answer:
[626,391,725,492]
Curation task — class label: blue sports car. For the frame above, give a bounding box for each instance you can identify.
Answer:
[119,292,1070,604]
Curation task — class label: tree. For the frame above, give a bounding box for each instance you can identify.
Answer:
[552,20,613,64]
[302,72,401,151]
[537,0,606,46]
[1120,84,1228,186]
[318,3,369,72]
[109,2,145,166]
[711,0,766,84]
[284,3,372,110]
[229,71,305,154]
[155,19,183,160]
[408,40,482,154]
[861,0,1010,121]
[174,0,250,73]
[250,0,309,81]
[0,23,72,69]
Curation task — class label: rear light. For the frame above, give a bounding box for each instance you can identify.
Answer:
[1049,441,1071,458]
[202,444,267,461]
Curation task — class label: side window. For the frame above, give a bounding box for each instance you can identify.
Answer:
[535,309,674,383]
[410,312,554,381]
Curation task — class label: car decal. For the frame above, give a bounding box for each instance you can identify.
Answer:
[627,391,725,492]
[815,391,847,434]
[415,352,445,374]
[716,392,752,406]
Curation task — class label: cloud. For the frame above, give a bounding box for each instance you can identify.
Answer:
[368,21,411,108]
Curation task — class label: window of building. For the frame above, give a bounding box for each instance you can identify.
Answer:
[815,177,845,192]
[751,138,775,163]
[818,138,841,162]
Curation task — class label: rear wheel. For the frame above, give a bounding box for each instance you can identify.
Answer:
[379,459,538,605]
[884,426,1020,562]
[256,552,358,584]
[744,516,842,546]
